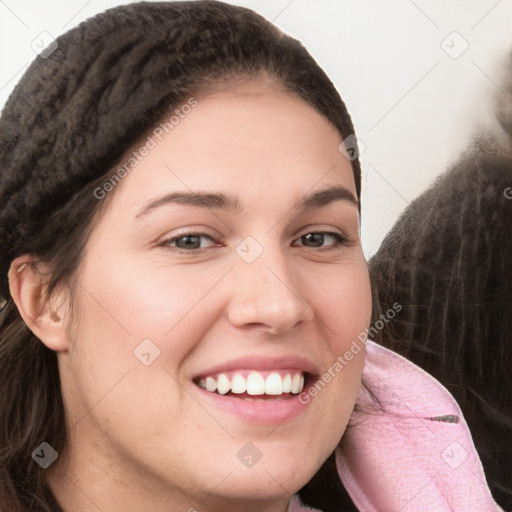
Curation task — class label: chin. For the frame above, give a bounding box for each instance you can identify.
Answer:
[225,452,319,499]
[210,467,309,503]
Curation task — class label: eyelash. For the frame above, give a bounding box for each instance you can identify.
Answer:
[159,230,351,253]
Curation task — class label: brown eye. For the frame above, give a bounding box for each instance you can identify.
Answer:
[295,232,347,249]
[162,233,217,251]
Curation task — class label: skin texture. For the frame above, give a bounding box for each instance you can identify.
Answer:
[9,82,371,512]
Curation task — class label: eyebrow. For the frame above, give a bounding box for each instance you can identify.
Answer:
[297,186,358,211]
[136,185,358,218]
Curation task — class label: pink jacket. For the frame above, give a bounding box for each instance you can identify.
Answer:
[288,341,502,512]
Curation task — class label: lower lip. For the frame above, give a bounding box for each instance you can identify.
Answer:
[193,385,311,425]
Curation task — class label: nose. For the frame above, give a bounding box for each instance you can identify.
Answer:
[227,242,314,335]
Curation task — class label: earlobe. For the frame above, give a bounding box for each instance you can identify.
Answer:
[8,255,70,352]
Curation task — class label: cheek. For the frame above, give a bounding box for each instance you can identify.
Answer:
[312,259,372,348]
[62,259,200,401]
[319,263,370,401]
[61,261,224,461]
[74,252,230,352]
[295,259,371,440]
[65,255,233,416]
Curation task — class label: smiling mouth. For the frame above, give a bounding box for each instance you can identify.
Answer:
[193,369,308,400]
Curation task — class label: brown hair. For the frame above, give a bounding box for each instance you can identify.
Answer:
[0,1,362,510]
[369,134,512,509]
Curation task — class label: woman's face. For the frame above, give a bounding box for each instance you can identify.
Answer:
[50,82,372,511]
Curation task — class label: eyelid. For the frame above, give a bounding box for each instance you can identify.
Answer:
[158,225,220,242]
[293,231,349,249]
[156,228,222,251]
[294,224,352,241]
[162,232,217,243]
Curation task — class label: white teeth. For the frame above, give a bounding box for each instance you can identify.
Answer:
[290,373,302,394]
[282,374,292,393]
[247,371,265,395]
[231,373,247,394]
[265,372,283,395]
[217,373,231,395]
[197,370,305,396]
[205,376,217,392]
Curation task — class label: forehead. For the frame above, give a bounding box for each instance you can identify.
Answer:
[102,84,356,213]
[168,85,344,166]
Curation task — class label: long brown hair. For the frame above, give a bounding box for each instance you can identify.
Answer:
[369,132,512,509]
[0,2,362,510]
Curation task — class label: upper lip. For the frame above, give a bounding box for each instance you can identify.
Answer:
[192,354,319,379]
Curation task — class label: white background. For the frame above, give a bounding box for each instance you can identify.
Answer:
[1,0,511,257]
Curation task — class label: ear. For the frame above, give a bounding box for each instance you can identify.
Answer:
[8,255,71,352]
